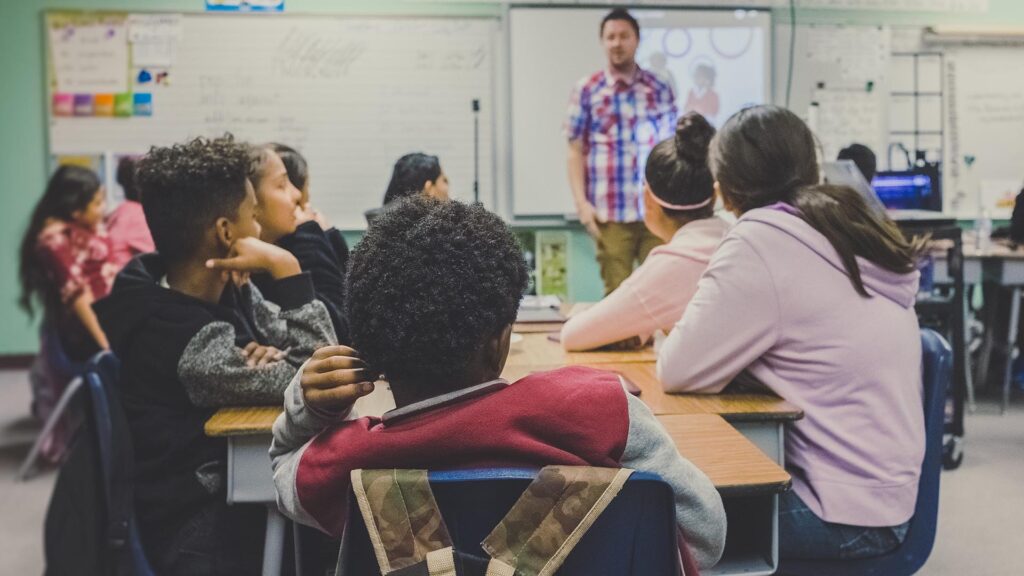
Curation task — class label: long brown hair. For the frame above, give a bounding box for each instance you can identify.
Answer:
[709,105,919,297]
[18,165,102,316]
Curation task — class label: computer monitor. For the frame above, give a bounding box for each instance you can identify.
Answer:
[871,168,942,211]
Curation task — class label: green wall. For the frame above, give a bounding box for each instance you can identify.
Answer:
[3,0,1024,354]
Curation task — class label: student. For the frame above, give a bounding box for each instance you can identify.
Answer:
[561,112,730,351]
[657,105,925,560]
[249,144,350,342]
[837,143,878,184]
[366,152,449,224]
[94,135,335,575]
[107,156,155,268]
[270,197,727,570]
[19,165,114,362]
[268,142,350,266]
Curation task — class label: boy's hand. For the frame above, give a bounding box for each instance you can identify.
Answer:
[300,345,375,413]
[243,342,286,367]
[206,237,301,279]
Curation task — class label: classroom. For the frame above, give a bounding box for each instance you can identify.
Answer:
[1,0,1023,574]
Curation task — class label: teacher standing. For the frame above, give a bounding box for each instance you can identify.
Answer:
[566,8,678,294]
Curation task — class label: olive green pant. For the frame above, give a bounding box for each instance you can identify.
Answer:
[594,221,663,295]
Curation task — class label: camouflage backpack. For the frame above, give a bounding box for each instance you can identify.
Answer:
[344,466,635,576]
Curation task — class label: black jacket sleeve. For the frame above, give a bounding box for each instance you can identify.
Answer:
[274,221,350,343]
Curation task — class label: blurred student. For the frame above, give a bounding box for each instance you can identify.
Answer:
[94,135,334,575]
[658,105,925,560]
[561,113,729,351]
[107,156,155,268]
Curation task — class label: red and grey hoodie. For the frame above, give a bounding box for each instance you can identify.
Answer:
[270,365,727,569]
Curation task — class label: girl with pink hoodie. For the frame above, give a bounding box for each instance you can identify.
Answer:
[658,105,925,560]
[561,112,730,351]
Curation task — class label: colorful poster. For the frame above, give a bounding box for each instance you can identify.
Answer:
[48,14,129,94]
[114,92,133,117]
[133,93,153,116]
[538,231,569,299]
[73,94,94,116]
[52,93,73,116]
[94,93,114,116]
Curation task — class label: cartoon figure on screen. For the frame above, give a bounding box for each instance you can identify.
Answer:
[648,52,679,96]
[684,61,720,121]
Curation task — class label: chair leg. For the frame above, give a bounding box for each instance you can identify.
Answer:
[293,520,303,576]
[977,290,996,391]
[17,376,83,482]
[262,506,287,576]
[1002,287,1021,415]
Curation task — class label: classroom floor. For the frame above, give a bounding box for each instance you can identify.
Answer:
[0,368,1021,576]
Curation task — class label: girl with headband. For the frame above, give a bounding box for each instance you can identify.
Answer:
[561,112,729,351]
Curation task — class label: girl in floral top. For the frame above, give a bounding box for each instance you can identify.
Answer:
[19,165,117,362]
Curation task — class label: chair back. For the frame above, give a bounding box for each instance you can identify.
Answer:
[338,468,681,575]
[83,352,155,576]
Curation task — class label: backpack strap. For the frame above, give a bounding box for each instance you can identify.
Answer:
[351,469,455,575]
[480,466,634,576]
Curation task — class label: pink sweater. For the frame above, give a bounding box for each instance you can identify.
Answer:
[106,201,154,268]
[658,207,924,528]
[561,217,730,351]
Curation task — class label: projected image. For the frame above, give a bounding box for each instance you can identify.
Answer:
[638,23,765,126]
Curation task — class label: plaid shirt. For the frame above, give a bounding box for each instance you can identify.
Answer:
[565,68,677,223]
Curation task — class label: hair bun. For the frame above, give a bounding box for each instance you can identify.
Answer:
[674,112,715,164]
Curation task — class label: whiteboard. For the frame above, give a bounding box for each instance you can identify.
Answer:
[47,13,497,230]
[944,47,1024,217]
[509,7,771,218]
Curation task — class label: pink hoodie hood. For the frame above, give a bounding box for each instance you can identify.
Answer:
[742,205,920,309]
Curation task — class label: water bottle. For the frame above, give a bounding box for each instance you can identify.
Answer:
[976,210,992,252]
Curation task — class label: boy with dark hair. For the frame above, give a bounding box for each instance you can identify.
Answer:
[270,197,727,569]
[94,134,336,575]
[837,143,878,184]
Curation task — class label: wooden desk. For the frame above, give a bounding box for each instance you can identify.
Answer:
[934,237,1024,412]
[659,414,789,496]
[501,361,802,465]
[205,409,790,497]
[504,332,656,367]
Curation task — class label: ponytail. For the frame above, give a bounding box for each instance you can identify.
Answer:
[789,184,921,297]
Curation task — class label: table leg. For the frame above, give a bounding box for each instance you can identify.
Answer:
[263,506,287,576]
[1002,287,1021,414]
[977,289,996,390]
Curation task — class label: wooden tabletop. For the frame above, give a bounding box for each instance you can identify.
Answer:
[505,332,657,367]
[660,414,790,496]
[501,361,802,422]
[206,408,789,494]
[205,406,281,437]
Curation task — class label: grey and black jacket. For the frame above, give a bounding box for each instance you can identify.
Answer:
[93,252,335,549]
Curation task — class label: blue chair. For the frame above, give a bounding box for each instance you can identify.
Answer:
[777,328,952,576]
[83,352,155,576]
[338,468,681,575]
[18,325,87,480]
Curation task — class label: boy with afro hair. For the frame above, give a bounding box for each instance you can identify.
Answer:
[270,197,727,570]
[95,134,338,575]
